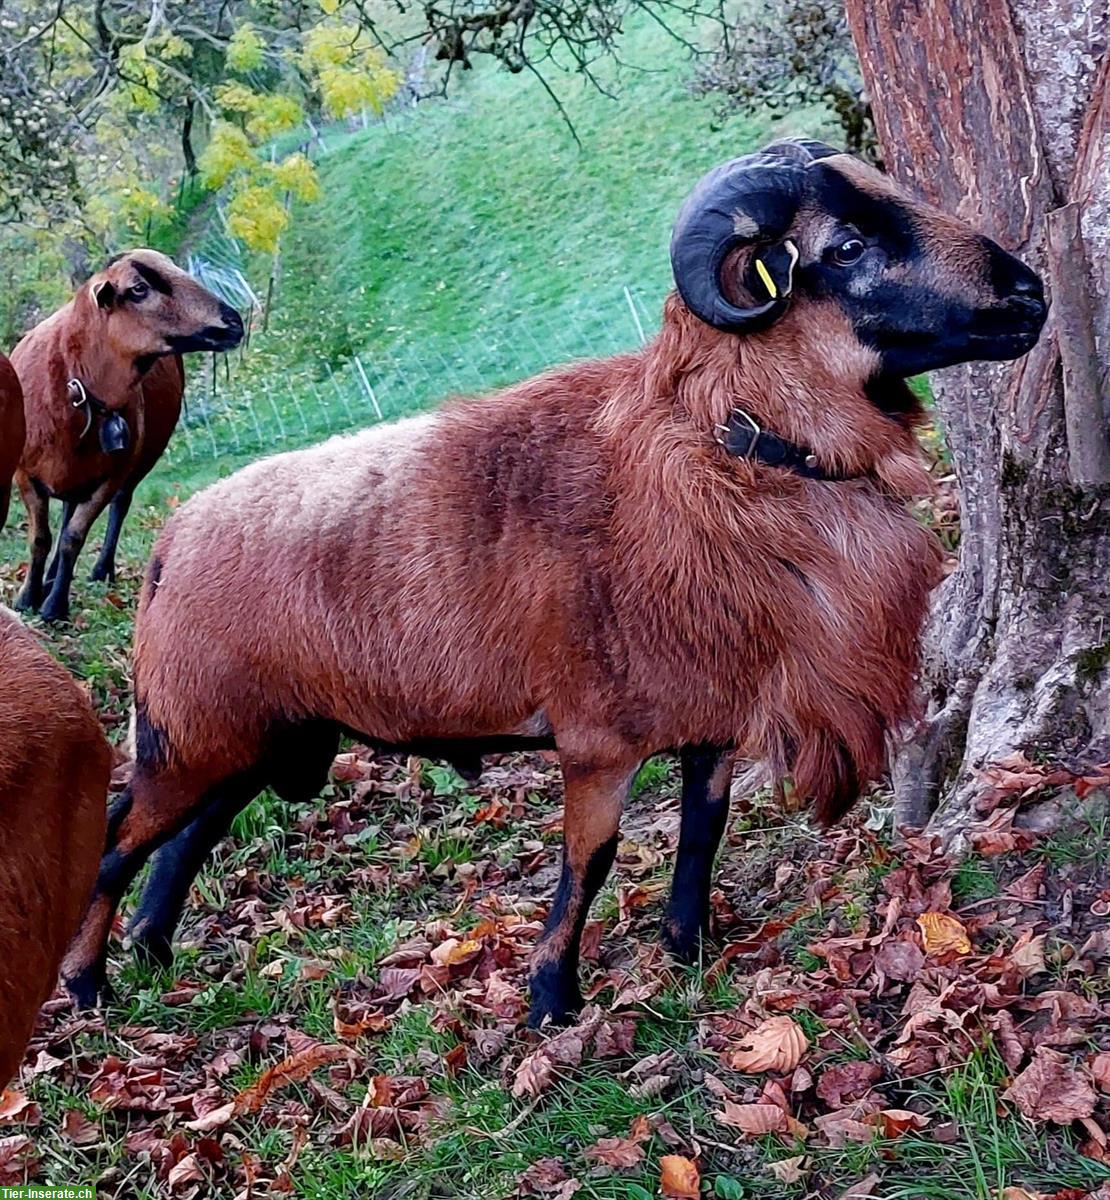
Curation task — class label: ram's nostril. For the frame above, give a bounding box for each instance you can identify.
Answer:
[1009,273,1044,302]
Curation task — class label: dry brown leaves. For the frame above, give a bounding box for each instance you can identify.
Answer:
[724,1015,808,1073]
[0,1135,38,1185]
[917,911,972,957]
[511,1007,611,1098]
[10,744,1110,1196]
[1003,1047,1098,1124]
[659,1154,700,1198]
[516,1157,581,1198]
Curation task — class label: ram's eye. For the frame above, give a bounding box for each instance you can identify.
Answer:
[831,237,866,266]
[129,281,149,300]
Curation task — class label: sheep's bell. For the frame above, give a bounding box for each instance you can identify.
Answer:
[99,413,130,455]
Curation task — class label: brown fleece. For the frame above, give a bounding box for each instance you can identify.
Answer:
[128,285,942,821]
[0,608,109,1085]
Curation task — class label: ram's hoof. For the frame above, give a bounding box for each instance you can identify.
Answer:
[527,964,584,1029]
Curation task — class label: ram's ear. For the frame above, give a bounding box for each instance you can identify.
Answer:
[92,279,116,310]
[745,239,800,303]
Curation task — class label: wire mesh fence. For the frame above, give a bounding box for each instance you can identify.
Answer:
[165,285,660,467]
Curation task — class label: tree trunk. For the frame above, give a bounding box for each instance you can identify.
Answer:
[181,101,197,179]
[842,0,1110,845]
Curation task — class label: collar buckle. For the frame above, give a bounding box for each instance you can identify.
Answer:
[715,407,761,458]
[67,378,88,409]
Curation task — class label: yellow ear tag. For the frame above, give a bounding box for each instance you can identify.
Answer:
[755,258,778,299]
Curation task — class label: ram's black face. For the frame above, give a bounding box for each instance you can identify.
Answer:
[795,158,1048,377]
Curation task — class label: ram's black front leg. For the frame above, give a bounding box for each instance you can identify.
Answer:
[661,745,732,962]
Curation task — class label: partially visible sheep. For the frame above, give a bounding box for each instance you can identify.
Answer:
[64,140,1047,1027]
[10,250,243,622]
[0,608,109,1086]
[0,355,23,530]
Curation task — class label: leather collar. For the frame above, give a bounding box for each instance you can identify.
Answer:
[67,378,130,454]
[715,408,850,481]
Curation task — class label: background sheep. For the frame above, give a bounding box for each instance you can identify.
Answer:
[10,250,244,622]
[63,140,1047,1027]
[0,355,23,531]
[0,607,109,1086]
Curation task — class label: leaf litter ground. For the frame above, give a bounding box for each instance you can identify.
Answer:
[0,491,1108,1199]
[2,725,1108,1199]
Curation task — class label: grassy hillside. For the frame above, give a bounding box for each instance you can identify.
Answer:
[1,18,833,616]
[161,19,832,491]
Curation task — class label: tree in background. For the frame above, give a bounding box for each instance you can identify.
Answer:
[0,2,402,254]
[695,1,876,158]
[0,0,717,245]
[844,0,1109,842]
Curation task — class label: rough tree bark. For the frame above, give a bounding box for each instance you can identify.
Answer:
[842,0,1110,843]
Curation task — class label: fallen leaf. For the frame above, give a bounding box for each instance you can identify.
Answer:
[60,1110,100,1146]
[725,1016,808,1074]
[185,1101,236,1133]
[765,1155,808,1183]
[1008,932,1047,978]
[628,1114,653,1143]
[583,1135,646,1169]
[839,1174,881,1199]
[873,939,925,983]
[1090,1053,1110,1092]
[517,1157,581,1199]
[715,1101,788,1136]
[0,1135,37,1186]
[430,937,483,967]
[814,1106,876,1147]
[0,1092,38,1127]
[871,1108,929,1138]
[659,1154,699,1198]
[512,1052,554,1099]
[233,1044,354,1117]
[167,1153,204,1189]
[1007,863,1046,902]
[816,1061,882,1109]
[1079,929,1110,960]
[917,912,971,956]
[1003,1047,1097,1124]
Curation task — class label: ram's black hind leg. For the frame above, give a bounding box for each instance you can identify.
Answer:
[661,746,733,962]
[128,721,341,966]
[127,777,263,966]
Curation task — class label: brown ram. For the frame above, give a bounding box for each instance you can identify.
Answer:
[63,141,1047,1026]
[0,355,23,530]
[10,249,243,622]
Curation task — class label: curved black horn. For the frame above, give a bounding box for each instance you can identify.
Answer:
[670,151,809,334]
[764,137,841,164]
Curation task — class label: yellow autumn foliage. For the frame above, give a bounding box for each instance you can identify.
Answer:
[227,185,290,254]
[198,122,255,190]
[299,22,401,118]
[270,153,320,203]
[118,44,160,113]
[227,24,265,72]
[215,83,303,139]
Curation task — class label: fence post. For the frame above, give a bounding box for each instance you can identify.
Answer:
[353,356,384,420]
[624,286,647,346]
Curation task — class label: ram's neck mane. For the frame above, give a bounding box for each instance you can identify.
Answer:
[601,293,933,500]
